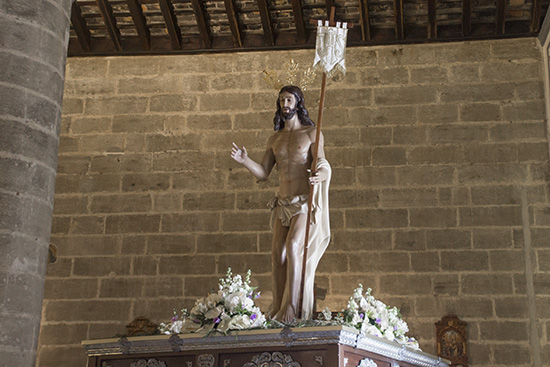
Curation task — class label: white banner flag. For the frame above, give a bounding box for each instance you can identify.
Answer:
[313,20,348,77]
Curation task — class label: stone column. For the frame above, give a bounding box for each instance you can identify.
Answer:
[0,0,72,366]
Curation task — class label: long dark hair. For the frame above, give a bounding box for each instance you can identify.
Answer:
[273,85,315,131]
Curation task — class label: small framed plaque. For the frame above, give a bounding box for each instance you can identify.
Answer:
[435,314,467,367]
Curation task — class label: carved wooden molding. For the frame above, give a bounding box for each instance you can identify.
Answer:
[244,352,301,367]
[359,358,378,367]
[197,354,215,367]
[435,314,468,367]
[130,359,167,367]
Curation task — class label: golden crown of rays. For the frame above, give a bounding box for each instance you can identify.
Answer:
[263,59,317,92]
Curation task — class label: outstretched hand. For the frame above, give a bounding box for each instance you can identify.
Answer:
[231,142,248,164]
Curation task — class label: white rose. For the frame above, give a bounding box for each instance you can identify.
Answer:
[351,312,362,326]
[228,315,251,330]
[250,311,266,328]
[378,310,390,330]
[170,320,183,334]
[362,324,382,338]
[241,296,254,310]
[359,297,369,310]
[224,290,248,313]
[217,317,231,333]
[383,328,395,341]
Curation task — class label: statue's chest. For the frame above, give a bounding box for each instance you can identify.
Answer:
[272,133,310,159]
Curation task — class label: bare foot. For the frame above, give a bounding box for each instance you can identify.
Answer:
[280,304,296,323]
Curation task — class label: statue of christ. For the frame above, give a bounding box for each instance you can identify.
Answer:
[231,85,331,322]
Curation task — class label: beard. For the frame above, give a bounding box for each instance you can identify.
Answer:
[282,108,297,121]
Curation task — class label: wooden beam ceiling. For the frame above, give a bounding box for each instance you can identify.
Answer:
[393,0,404,40]
[496,0,506,35]
[532,0,543,32]
[290,0,307,44]
[224,0,243,48]
[428,0,437,39]
[96,0,123,51]
[126,0,151,51]
[256,0,275,46]
[71,1,91,52]
[358,0,371,41]
[159,0,182,50]
[67,0,548,57]
[191,0,213,48]
[463,0,472,36]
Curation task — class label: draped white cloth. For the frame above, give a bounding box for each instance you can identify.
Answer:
[301,158,331,319]
[313,21,348,78]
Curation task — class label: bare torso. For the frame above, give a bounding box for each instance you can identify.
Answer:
[269,126,316,199]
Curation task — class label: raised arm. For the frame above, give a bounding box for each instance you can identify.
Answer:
[231,141,276,181]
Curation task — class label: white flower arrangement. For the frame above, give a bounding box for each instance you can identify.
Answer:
[158,272,419,350]
[158,308,199,335]
[318,284,420,350]
[159,268,266,335]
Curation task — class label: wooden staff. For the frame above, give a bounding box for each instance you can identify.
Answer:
[297,7,336,319]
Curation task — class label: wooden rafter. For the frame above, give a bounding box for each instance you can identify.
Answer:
[531,0,543,32]
[71,1,92,52]
[191,0,212,48]
[256,0,275,46]
[393,0,404,39]
[462,0,471,36]
[126,0,151,50]
[224,0,243,47]
[290,0,307,43]
[427,0,437,39]
[159,0,182,50]
[358,0,371,41]
[96,0,123,51]
[496,0,506,34]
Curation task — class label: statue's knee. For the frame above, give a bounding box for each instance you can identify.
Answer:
[286,240,302,256]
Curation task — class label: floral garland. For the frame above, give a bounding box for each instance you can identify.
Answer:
[159,269,266,335]
[159,271,419,350]
[318,284,420,350]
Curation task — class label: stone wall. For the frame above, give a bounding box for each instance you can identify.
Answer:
[39,38,550,367]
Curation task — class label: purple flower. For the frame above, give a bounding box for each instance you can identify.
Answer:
[359,313,365,319]
[214,317,221,324]
[394,325,398,331]
[250,314,257,321]
[375,318,381,325]
[171,316,178,322]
